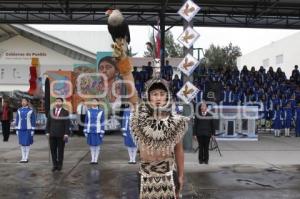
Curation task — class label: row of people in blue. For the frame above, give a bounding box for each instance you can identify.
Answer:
[132,60,174,97]
[271,104,300,137]
[83,99,137,164]
[192,65,300,137]
[15,98,136,164]
[82,100,137,164]
[134,64,300,136]
[133,62,299,105]
[131,62,300,138]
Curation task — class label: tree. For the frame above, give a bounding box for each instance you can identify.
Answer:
[144,30,184,58]
[223,42,242,69]
[165,31,184,58]
[204,42,242,70]
[204,44,225,70]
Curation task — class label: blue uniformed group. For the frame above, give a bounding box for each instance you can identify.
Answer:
[13,97,138,166]
[192,65,300,137]
[10,63,300,166]
[132,60,180,99]
[131,61,300,138]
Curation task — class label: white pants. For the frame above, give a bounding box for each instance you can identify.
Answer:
[21,146,30,161]
[274,129,281,137]
[90,146,100,162]
[127,147,137,162]
[285,128,290,137]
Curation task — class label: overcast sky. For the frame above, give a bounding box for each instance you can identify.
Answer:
[30,24,299,58]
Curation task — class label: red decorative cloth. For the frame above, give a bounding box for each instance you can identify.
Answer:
[1,105,9,121]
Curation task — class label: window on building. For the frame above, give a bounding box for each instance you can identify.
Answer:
[276,54,283,65]
[263,59,269,67]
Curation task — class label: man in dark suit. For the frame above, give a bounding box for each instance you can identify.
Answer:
[46,97,70,172]
[0,100,13,142]
[193,102,215,164]
[76,99,87,136]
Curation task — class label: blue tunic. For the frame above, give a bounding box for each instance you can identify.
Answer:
[289,99,296,115]
[195,90,203,103]
[296,108,300,136]
[272,110,283,130]
[172,79,183,91]
[122,109,136,148]
[232,92,240,105]
[84,108,105,146]
[283,108,293,128]
[162,65,173,81]
[223,90,232,105]
[135,81,143,98]
[271,98,281,110]
[262,101,269,119]
[16,107,36,146]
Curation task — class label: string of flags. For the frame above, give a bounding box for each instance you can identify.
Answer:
[176,0,201,104]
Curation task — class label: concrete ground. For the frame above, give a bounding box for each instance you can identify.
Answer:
[0,133,300,199]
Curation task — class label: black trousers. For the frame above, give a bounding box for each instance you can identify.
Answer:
[1,120,10,141]
[49,137,65,168]
[78,114,86,136]
[196,135,211,162]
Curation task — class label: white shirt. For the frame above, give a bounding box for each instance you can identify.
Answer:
[55,107,62,117]
[77,103,87,115]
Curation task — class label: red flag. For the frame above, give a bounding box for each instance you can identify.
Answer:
[155,31,161,59]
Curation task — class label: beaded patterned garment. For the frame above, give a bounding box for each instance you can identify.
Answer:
[131,103,188,156]
[131,103,188,199]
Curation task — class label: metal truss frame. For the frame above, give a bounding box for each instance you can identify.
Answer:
[0,1,300,29]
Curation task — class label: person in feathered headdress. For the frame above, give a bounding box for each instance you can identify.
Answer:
[108,10,189,198]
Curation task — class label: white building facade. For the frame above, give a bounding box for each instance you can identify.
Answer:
[0,24,96,92]
[237,32,300,78]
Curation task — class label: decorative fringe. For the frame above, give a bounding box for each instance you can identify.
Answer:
[130,103,189,154]
[139,159,176,199]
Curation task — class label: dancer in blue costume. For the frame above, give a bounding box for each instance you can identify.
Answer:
[121,107,137,164]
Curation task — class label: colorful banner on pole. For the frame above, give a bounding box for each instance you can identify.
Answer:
[178,0,201,22]
[177,26,200,49]
[176,81,199,104]
[177,53,200,76]
[176,0,201,103]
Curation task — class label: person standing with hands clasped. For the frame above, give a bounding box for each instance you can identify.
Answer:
[193,102,215,164]
[46,97,70,172]
[0,100,13,142]
[84,98,105,164]
[77,99,87,136]
[121,107,137,164]
[16,98,36,163]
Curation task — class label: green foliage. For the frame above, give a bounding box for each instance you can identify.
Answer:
[128,46,138,57]
[204,42,242,70]
[144,30,184,58]
[165,31,184,58]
